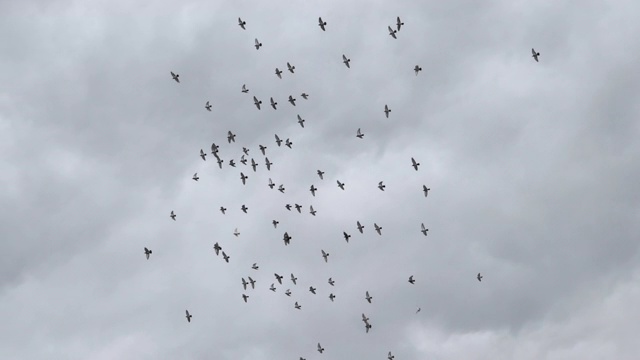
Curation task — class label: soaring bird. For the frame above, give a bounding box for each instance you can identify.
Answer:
[317,343,324,354]
[253,96,262,110]
[411,157,420,171]
[272,219,279,228]
[317,170,325,179]
[252,263,259,270]
[328,278,335,286]
[423,185,430,197]
[242,294,249,303]
[388,351,395,360]
[170,211,176,221]
[310,185,317,196]
[268,178,275,189]
[285,289,291,296]
[278,184,285,193]
[254,38,262,50]
[365,291,373,303]
[388,26,397,39]
[421,223,429,236]
[238,17,246,30]
[288,95,296,106]
[170,71,180,83]
[248,277,256,289]
[241,205,248,213]
[275,134,283,147]
[343,232,351,243]
[356,128,364,139]
[270,97,278,110]
[414,65,422,75]
[285,138,293,149]
[374,223,382,235]
[243,147,249,156]
[264,156,272,170]
[357,221,364,233]
[222,251,230,263]
[309,205,316,216]
[294,204,302,213]
[378,181,385,191]
[185,310,192,322]
[259,144,267,155]
[205,101,212,111]
[318,17,327,31]
[283,232,291,245]
[192,173,199,181]
[408,275,415,284]
[295,302,301,310]
[215,156,223,169]
[242,278,248,290]
[290,273,297,285]
[342,54,351,68]
[285,204,292,211]
[242,84,249,93]
[321,250,329,263]
[251,158,257,172]
[287,62,295,73]
[337,180,345,190]
[384,104,391,118]
[228,159,236,167]
[297,114,305,128]
[211,142,219,154]
[240,155,247,165]
[329,293,336,301]
[532,48,540,62]
[309,286,317,294]
[477,273,483,282]
[396,16,404,31]
[220,206,226,214]
[227,131,236,143]
[301,93,309,99]
[275,273,284,285]
[144,247,152,260]
[200,149,206,161]
[270,283,276,292]
[213,242,221,255]
[240,172,248,185]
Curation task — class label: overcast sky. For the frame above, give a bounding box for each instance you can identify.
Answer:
[1,0,640,359]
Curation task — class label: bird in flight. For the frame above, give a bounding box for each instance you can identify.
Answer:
[294,204,302,213]
[283,232,291,245]
[396,16,404,31]
[288,95,296,106]
[309,205,316,216]
[408,275,415,284]
[211,142,219,154]
[310,185,317,196]
[295,302,301,310]
[317,170,325,179]
[329,293,336,301]
[414,65,422,75]
[227,131,236,143]
[301,93,309,100]
[144,247,152,260]
[423,185,430,197]
[270,97,278,110]
[365,291,373,303]
[241,205,248,213]
[356,128,364,139]
[388,25,397,39]
[321,250,329,263]
[285,289,291,296]
[170,71,180,83]
[285,138,293,149]
[278,184,286,193]
[251,158,258,172]
[374,223,382,235]
[205,101,212,111]
[238,17,246,30]
[222,251,230,263]
[275,134,283,147]
[378,181,385,191]
[318,17,327,31]
[242,278,249,290]
[240,172,248,185]
[532,48,540,62]
[242,84,249,93]
[170,211,176,221]
[337,180,345,190]
[248,277,256,289]
[388,351,395,360]
[343,231,351,243]
[252,263,259,270]
[309,286,317,294]
[477,273,483,282]
[200,149,206,161]
[384,104,391,118]
[259,144,267,155]
[234,228,240,237]
[297,114,305,128]
[287,62,295,73]
[220,206,226,214]
[253,96,262,110]
[192,173,199,181]
[317,343,324,354]
[268,178,275,189]
[421,223,429,236]
[213,242,222,255]
[272,219,279,228]
[270,283,276,292]
[416,307,421,314]
[215,156,223,169]
[185,310,192,322]
[291,273,297,285]
[242,294,249,303]
[285,204,292,211]
[357,221,364,233]
[343,54,351,68]
[411,157,420,171]
[254,38,262,50]
[228,159,236,167]
[275,68,283,79]
[328,278,335,286]
[240,155,247,165]
[275,273,284,285]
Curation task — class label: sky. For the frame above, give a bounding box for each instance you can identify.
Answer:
[1,0,640,359]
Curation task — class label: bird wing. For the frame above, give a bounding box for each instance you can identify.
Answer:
[343,54,347,61]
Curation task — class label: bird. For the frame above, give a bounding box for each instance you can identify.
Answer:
[144,247,152,260]
[416,307,421,314]
[272,220,279,228]
[378,181,385,191]
[170,71,180,83]
[222,251,230,263]
[343,232,351,243]
[285,204,292,211]
[248,277,256,289]
[241,205,248,213]
[328,278,335,286]
[310,185,317,196]
[268,178,275,189]
[414,65,422,75]
[388,25,397,39]
[270,283,276,292]
[294,302,301,310]
[396,16,404,31]
[210,142,219,154]
[200,149,206,161]
[288,95,296,106]
[408,275,415,284]
[285,289,291,297]
[251,158,257,172]
[356,128,364,139]
[317,170,324,179]
[318,17,327,31]
[185,310,192,322]
[321,250,329,263]
[301,93,309,99]
[285,138,293,149]
[259,144,267,155]
[388,351,395,360]
[365,322,372,333]
[384,104,391,118]
[374,223,382,235]
[240,155,247,165]
[234,228,240,237]
[411,157,420,171]
[283,232,292,246]
[297,114,305,128]
[254,38,262,50]
[275,273,284,285]
[329,293,336,301]
[421,223,429,236]
[238,17,246,30]
[532,48,540,62]
[252,263,259,270]
[253,96,262,110]
[193,173,199,181]
[242,278,248,290]
[287,62,295,73]
[477,273,483,282]
[362,313,370,323]
[240,172,248,185]
[337,180,345,190]
[317,343,324,354]
[242,294,249,303]
[170,211,176,221]
[342,54,351,68]
[270,97,278,110]
[365,291,372,303]
[205,101,212,111]
[242,84,249,93]
[213,242,221,255]
[278,184,286,193]
[294,204,302,213]
[357,221,364,233]
[291,273,297,285]
[227,131,236,143]
[243,147,250,156]
[215,156,223,169]
[275,68,283,79]
[423,185,430,197]
[275,134,283,147]
[220,206,226,214]
[309,205,316,216]
[228,159,236,167]
[309,286,317,294]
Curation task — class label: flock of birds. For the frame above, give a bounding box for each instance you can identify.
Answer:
[150,15,542,359]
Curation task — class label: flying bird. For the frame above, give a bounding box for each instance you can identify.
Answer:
[532,48,540,62]
[229,159,237,167]
[275,68,283,79]
[287,62,295,73]
[205,101,212,111]
[240,155,247,165]
[220,206,226,214]
[291,273,297,285]
[477,273,483,282]
[252,263,259,270]
[242,278,248,290]
[227,131,236,143]
[243,147,250,156]
[215,156,223,169]
[275,134,283,147]
[254,38,262,50]
[357,221,364,233]
[251,158,257,172]
[388,351,395,360]
[222,251,230,263]
[301,93,309,99]
[170,211,176,221]
[241,204,248,213]
[421,223,429,236]
[328,278,335,286]
[337,180,345,190]
[213,242,222,255]
[268,178,275,189]
[200,149,206,161]
[309,205,316,216]
[285,289,291,296]
[378,181,385,191]
[285,138,293,149]
[211,142,219,154]
[423,185,430,197]
[285,204,292,211]
[384,104,391,118]
[238,17,246,30]
[185,310,192,322]
[242,84,249,93]
[234,228,240,237]
[270,97,278,110]
[294,204,302,213]
[343,232,351,243]
[396,16,404,31]
[310,185,317,196]
[365,291,372,303]
[270,283,276,292]
[295,302,301,310]
[408,275,415,284]
[356,128,364,139]
[317,170,324,179]
[242,294,249,303]
[283,232,291,245]
[309,286,317,294]
[288,95,296,106]
[272,219,279,228]
[318,17,327,31]
[192,173,199,181]
[362,313,370,323]
[253,96,262,110]
[278,184,285,193]
[374,223,382,235]
[321,250,329,263]
[414,65,422,75]
[259,144,267,155]
[297,114,305,128]
[411,157,420,171]
[416,307,421,314]
[342,54,351,68]
[388,25,397,39]
[170,71,180,83]
[317,343,324,354]
[275,273,284,285]
[329,293,336,301]
[144,247,152,260]
[248,277,256,289]
[240,172,248,185]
